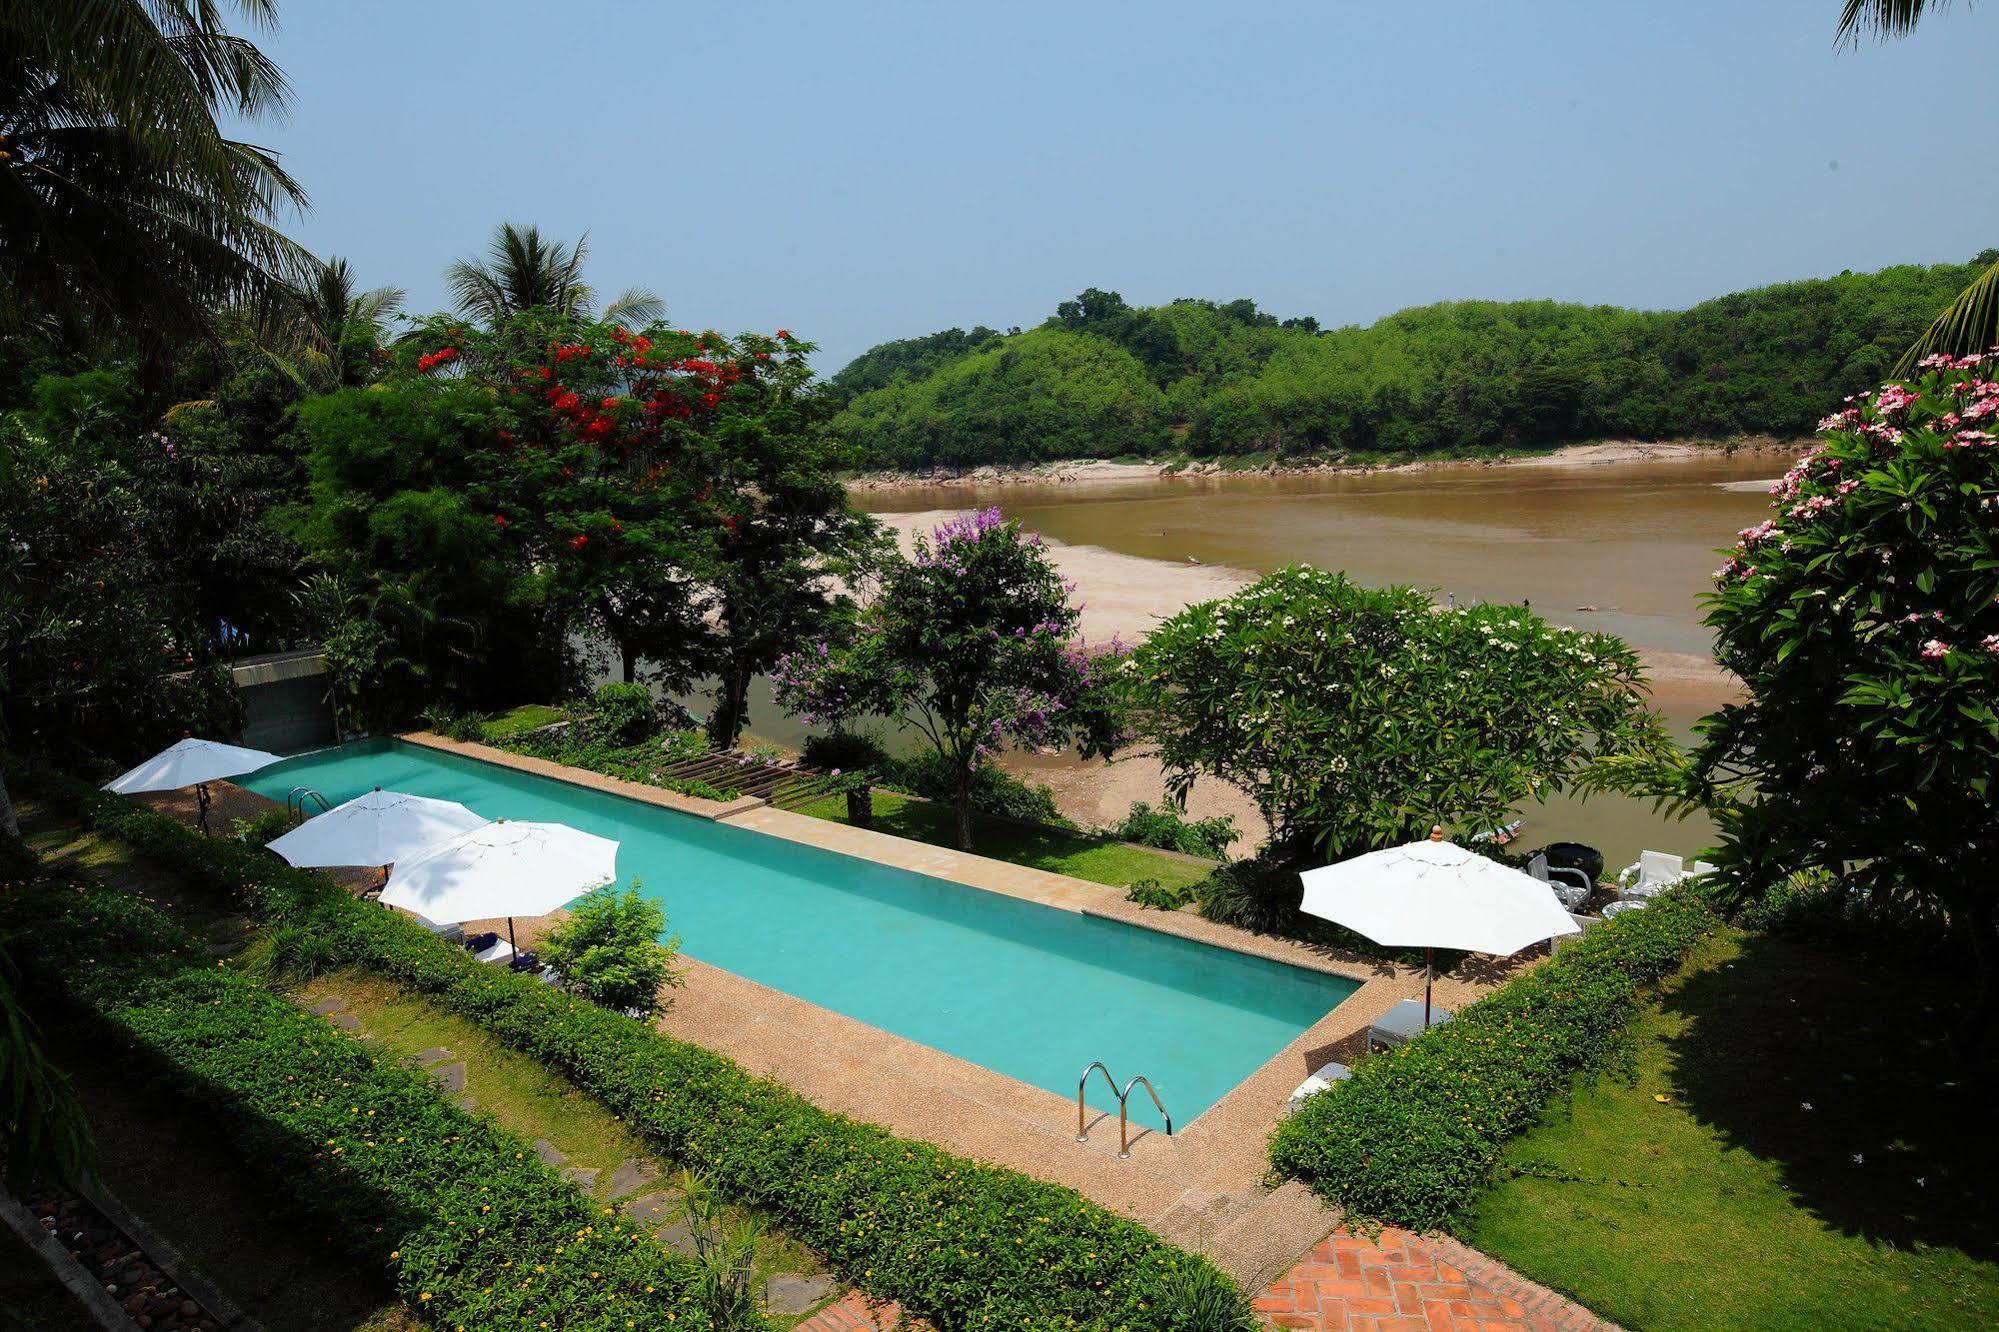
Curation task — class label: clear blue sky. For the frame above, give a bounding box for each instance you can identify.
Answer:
[240,0,1999,373]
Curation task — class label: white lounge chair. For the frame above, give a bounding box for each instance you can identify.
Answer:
[1369,998,1453,1050]
[1551,910,1600,955]
[1528,853,1593,911]
[472,937,515,966]
[1286,1061,1351,1112]
[1617,850,1686,901]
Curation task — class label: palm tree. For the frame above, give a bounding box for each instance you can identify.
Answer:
[0,2,318,357]
[1834,3,1996,369]
[446,222,665,328]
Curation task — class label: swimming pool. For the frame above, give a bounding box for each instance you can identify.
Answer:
[243,739,1357,1125]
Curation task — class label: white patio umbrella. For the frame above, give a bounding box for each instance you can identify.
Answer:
[266,787,489,879]
[378,819,618,959]
[1300,826,1582,1027]
[103,737,282,833]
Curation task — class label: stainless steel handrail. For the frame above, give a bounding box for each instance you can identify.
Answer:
[287,787,331,821]
[1077,1060,1120,1142]
[1118,1075,1173,1158]
[1077,1061,1174,1159]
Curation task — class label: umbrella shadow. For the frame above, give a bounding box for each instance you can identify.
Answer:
[1658,931,1999,1257]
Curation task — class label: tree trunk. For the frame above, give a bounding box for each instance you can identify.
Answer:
[0,765,17,840]
[1954,898,1999,1059]
[708,668,751,750]
[619,640,637,685]
[846,784,873,829]
[953,761,974,852]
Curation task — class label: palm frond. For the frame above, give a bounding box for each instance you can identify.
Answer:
[1895,256,1999,373]
[602,287,667,327]
[1835,0,1954,45]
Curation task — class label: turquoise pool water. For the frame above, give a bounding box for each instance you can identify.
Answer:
[243,740,1357,1125]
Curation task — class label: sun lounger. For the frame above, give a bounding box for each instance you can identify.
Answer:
[413,914,465,946]
[1285,1061,1351,1111]
[1551,910,1600,955]
[1369,998,1453,1050]
[1527,853,1593,910]
[1617,850,1686,900]
[472,937,515,966]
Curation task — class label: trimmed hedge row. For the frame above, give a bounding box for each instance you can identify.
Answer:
[0,869,726,1331]
[49,775,1248,1332]
[1268,888,1718,1229]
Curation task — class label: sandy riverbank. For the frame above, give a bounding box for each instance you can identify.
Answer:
[872,508,1740,842]
[846,437,1809,493]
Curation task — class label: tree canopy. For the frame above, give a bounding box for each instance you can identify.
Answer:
[831,260,1996,468]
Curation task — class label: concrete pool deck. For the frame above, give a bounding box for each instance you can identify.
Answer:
[390,732,1541,1284]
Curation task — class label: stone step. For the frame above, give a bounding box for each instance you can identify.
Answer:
[426,1061,467,1094]
[604,1158,659,1199]
[412,1046,454,1067]
[531,1139,565,1167]
[308,996,349,1016]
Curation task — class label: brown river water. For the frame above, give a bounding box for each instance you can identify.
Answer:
[837,451,1795,871]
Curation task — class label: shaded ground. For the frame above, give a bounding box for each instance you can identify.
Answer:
[1464,930,1999,1330]
[0,1223,91,1332]
[796,788,1214,891]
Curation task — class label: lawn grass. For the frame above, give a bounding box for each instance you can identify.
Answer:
[479,703,568,739]
[292,970,829,1312]
[796,788,1213,892]
[1462,929,1999,1330]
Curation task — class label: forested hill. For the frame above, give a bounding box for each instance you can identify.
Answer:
[829,256,1995,468]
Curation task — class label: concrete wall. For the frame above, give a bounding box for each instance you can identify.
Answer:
[228,650,336,753]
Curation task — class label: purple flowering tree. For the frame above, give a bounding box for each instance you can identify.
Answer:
[773,507,1125,851]
[1690,352,1999,1051]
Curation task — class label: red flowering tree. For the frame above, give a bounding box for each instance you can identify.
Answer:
[1690,352,1999,1050]
[388,311,874,726]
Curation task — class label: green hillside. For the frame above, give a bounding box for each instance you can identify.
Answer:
[831,257,1995,467]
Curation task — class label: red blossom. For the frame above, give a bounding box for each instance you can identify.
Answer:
[493,513,509,527]
[571,534,589,549]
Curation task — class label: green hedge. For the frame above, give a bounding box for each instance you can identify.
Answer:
[0,869,725,1331]
[48,774,1247,1332]
[1268,889,1718,1229]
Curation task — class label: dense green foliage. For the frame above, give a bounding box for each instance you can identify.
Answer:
[1685,356,1999,1049]
[1124,568,1666,864]
[540,885,683,1015]
[832,260,1997,467]
[1107,802,1238,859]
[0,865,722,1329]
[774,508,1124,850]
[1269,888,1717,1228]
[49,774,1251,1331]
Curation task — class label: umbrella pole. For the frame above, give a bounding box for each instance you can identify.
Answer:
[195,783,212,836]
[1424,947,1434,1030]
[507,916,518,965]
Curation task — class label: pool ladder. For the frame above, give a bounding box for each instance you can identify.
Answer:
[286,786,332,821]
[1076,1061,1173,1159]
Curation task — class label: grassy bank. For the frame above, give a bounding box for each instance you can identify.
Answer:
[1462,930,1999,1330]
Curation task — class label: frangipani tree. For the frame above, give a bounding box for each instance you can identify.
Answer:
[1125,568,1665,865]
[773,509,1125,850]
[1691,353,1999,1049]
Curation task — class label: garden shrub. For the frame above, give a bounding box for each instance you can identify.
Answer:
[541,884,683,1016]
[1193,857,1299,934]
[1268,888,1718,1229]
[0,869,724,1331]
[881,749,1069,826]
[46,773,1251,1331]
[588,681,662,746]
[1124,878,1198,912]
[1108,802,1238,859]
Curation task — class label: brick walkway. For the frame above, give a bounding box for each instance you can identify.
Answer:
[795,1291,926,1331]
[1254,1229,1614,1331]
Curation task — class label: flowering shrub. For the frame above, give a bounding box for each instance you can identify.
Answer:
[0,869,720,1330]
[1696,353,1999,1047]
[1269,887,1717,1228]
[1125,568,1664,864]
[48,775,1251,1330]
[773,509,1125,850]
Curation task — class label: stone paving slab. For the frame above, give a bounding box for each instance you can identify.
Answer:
[531,1138,565,1166]
[308,997,348,1016]
[767,1272,837,1316]
[604,1158,658,1199]
[559,1166,600,1190]
[425,1061,467,1094]
[412,1046,453,1067]
[326,1012,361,1032]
